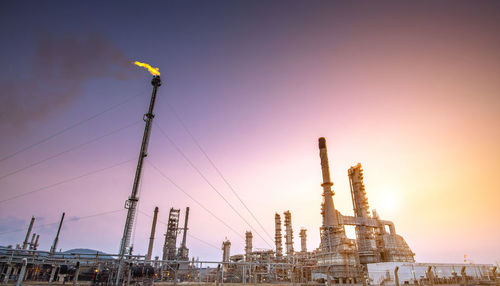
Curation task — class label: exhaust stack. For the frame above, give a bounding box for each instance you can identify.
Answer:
[178,207,190,259]
[318,137,339,228]
[146,207,159,261]
[22,216,35,250]
[50,212,65,255]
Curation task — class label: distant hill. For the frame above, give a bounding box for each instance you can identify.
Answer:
[0,246,114,258]
[61,248,113,258]
[63,248,107,255]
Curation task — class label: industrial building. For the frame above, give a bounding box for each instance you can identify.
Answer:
[219,137,418,283]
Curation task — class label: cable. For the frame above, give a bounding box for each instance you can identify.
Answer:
[137,209,220,250]
[0,92,142,163]
[0,120,141,181]
[187,233,220,250]
[0,158,135,204]
[166,103,275,243]
[153,122,273,248]
[0,209,125,236]
[146,160,245,240]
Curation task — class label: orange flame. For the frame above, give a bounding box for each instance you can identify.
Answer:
[133,61,160,76]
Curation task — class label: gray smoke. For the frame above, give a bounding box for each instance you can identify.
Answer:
[0,32,133,130]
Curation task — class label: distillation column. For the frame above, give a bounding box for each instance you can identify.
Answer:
[163,208,180,261]
[222,239,231,262]
[245,231,253,261]
[275,213,283,259]
[348,164,379,264]
[284,211,294,257]
[299,228,307,253]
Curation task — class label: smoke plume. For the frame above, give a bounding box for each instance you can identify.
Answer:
[0,32,133,130]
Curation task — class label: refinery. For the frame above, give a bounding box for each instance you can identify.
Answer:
[0,75,498,286]
[3,0,500,284]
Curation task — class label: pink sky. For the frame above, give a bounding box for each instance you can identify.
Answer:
[0,1,499,264]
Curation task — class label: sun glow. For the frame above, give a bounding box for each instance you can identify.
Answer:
[372,189,400,215]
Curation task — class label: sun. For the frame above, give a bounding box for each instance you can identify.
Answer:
[371,189,400,215]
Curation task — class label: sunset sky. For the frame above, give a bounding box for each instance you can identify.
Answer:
[0,1,499,264]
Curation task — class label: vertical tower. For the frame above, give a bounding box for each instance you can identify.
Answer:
[50,212,65,255]
[146,207,159,261]
[284,210,294,257]
[316,137,360,281]
[299,228,307,253]
[275,213,283,259]
[33,234,40,250]
[116,75,161,285]
[22,217,35,250]
[245,231,253,261]
[222,239,231,262]
[348,164,379,264]
[163,208,180,261]
[318,138,339,228]
[29,233,36,250]
[178,207,190,260]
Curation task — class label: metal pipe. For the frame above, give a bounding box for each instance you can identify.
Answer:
[146,207,159,261]
[3,264,12,284]
[29,233,36,250]
[116,75,161,286]
[33,234,40,250]
[427,266,434,286]
[15,259,27,286]
[73,262,80,286]
[48,264,57,285]
[50,212,65,255]
[462,266,468,286]
[394,266,400,286]
[492,266,498,286]
[22,217,35,250]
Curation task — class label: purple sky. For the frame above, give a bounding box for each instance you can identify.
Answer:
[1,1,499,264]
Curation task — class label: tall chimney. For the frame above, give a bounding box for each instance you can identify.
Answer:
[29,233,36,250]
[245,231,253,261]
[274,213,283,258]
[22,217,35,250]
[299,228,307,253]
[318,137,339,228]
[284,211,294,256]
[178,207,190,259]
[146,207,159,261]
[50,212,65,255]
[34,234,40,250]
